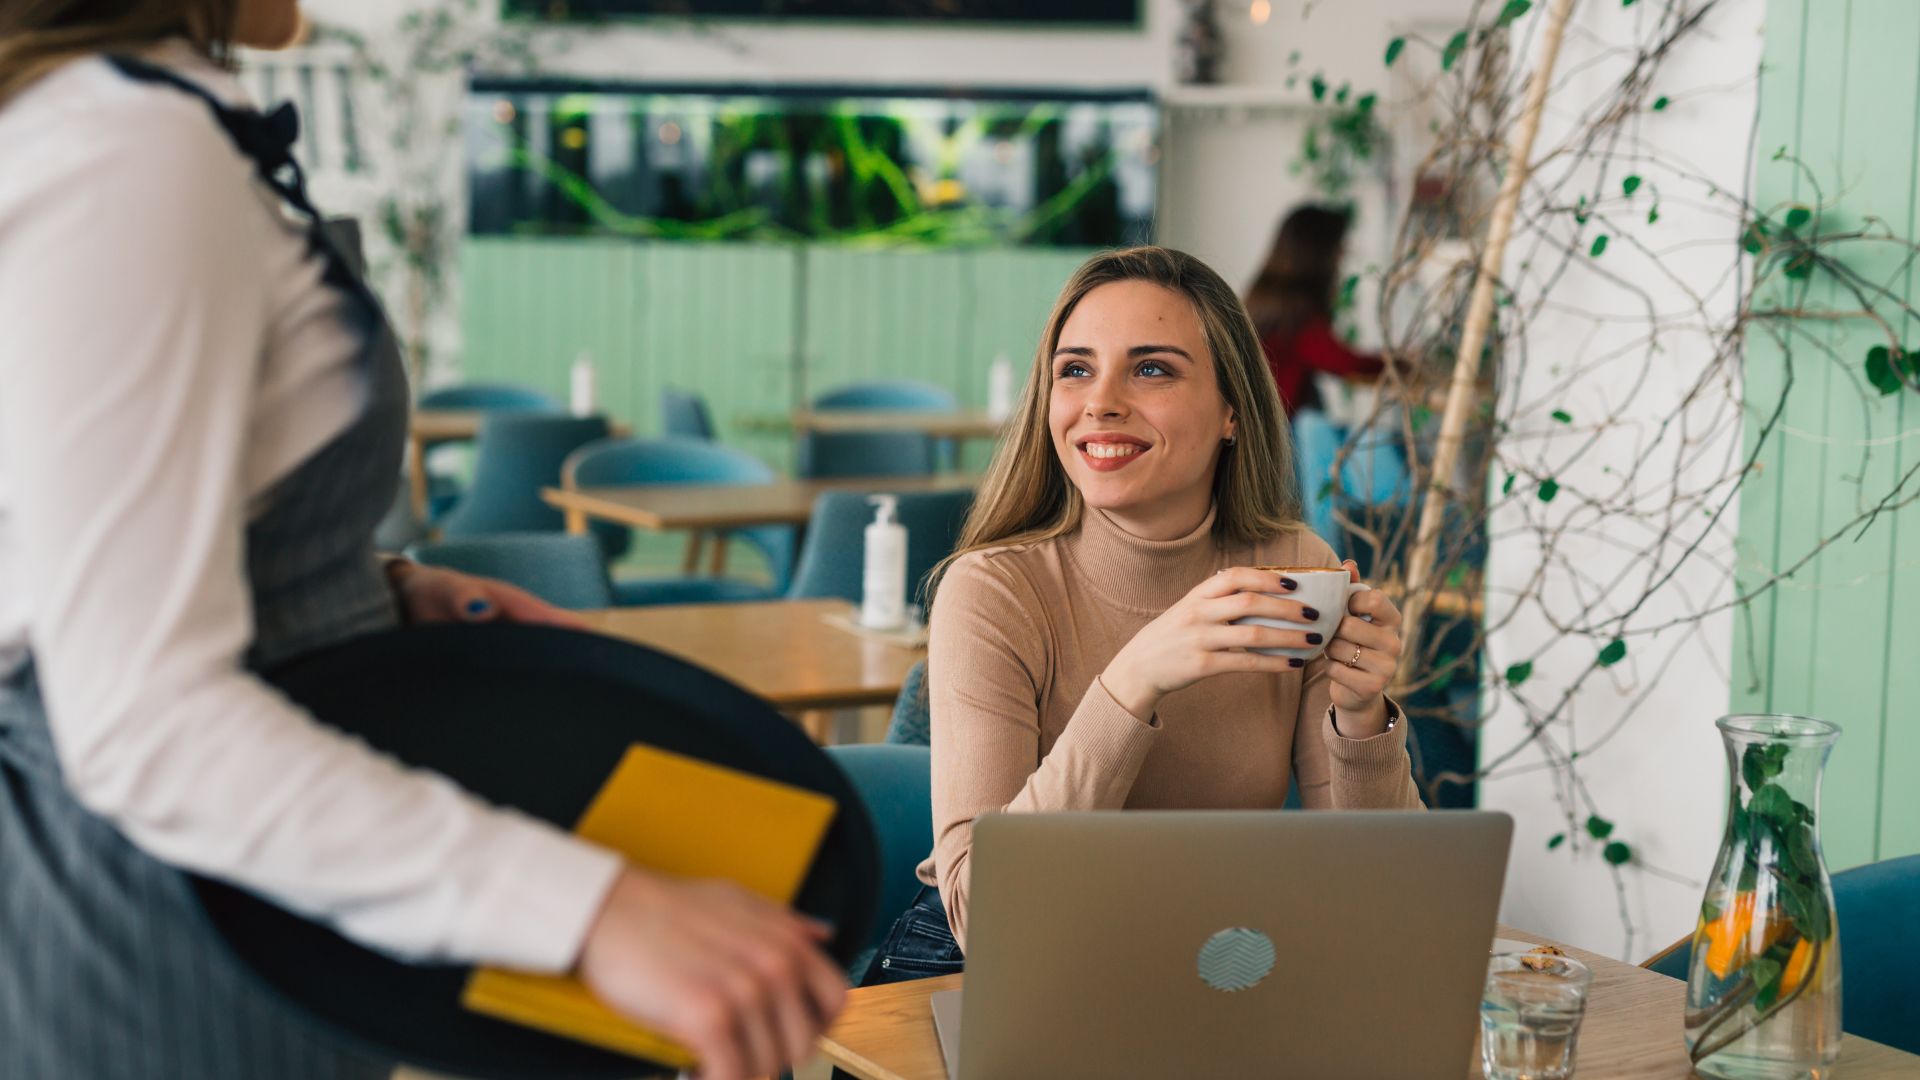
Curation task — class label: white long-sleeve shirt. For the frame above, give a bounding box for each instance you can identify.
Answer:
[0,41,622,971]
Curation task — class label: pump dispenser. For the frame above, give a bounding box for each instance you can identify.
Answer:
[860,494,908,630]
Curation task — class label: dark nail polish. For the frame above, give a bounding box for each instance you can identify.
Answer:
[1288,657,1305,668]
[465,598,492,616]
[1306,633,1323,645]
[1301,606,1320,621]
[1278,576,1299,591]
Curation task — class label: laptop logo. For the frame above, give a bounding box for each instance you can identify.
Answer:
[1196,927,1275,992]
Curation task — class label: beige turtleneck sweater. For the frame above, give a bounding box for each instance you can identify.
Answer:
[915,505,1424,949]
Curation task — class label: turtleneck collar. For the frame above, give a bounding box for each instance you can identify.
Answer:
[1061,502,1227,615]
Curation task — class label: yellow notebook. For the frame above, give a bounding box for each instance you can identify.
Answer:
[461,743,839,1069]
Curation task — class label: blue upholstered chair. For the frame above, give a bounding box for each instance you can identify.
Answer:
[436,414,609,538]
[406,533,614,610]
[823,743,933,983]
[660,389,717,441]
[564,437,794,606]
[1644,853,1920,1053]
[418,383,558,413]
[884,661,931,747]
[786,488,974,607]
[798,381,958,479]
[415,384,563,520]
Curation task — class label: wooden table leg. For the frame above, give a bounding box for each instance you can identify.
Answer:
[407,435,429,521]
[709,533,730,576]
[681,533,706,574]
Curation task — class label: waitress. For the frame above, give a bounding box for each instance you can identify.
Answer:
[0,4,842,1079]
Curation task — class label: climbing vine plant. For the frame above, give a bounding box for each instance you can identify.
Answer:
[1313,0,1920,955]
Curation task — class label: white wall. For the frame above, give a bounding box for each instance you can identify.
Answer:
[1479,0,1762,959]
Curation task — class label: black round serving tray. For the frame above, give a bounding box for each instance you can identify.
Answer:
[190,622,876,1079]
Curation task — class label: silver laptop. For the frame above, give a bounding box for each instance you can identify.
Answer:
[938,810,1512,1080]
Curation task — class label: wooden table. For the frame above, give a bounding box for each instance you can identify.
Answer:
[580,599,923,714]
[818,924,1920,1080]
[543,474,977,534]
[790,410,1005,440]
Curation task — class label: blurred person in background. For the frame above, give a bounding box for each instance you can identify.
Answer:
[0,3,842,1078]
[1244,205,1407,542]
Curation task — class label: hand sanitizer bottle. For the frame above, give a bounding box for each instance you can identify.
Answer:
[860,494,908,631]
[569,350,597,417]
[986,351,1015,422]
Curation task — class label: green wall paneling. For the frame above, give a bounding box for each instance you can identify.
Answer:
[1732,0,1920,867]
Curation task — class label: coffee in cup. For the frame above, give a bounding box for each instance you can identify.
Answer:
[1234,566,1369,660]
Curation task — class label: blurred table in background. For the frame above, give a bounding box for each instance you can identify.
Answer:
[544,474,977,534]
[789,409,1006,440]
[582,599,923,724]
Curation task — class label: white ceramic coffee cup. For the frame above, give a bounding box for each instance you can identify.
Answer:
[1234,567,1369,660]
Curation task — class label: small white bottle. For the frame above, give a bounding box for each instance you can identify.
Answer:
[860,494,908,631]
[569,350,597,417]
[986,351,1015,422]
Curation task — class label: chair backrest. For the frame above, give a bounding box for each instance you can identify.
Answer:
[787,488,974,606]
[564,437,795,590]
[406,533,614,610]
[884,660,931,747]
[1644,853,1920,1053]
[812,381,957,411]
[659,389,716,441]
[436,414,610,538]
[822,744,933,960]
[418,383,559,412]
[798,381,959,479]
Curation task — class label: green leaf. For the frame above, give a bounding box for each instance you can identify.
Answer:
[1785,205,1812,230]
[1598,639,1627,667]
[1586,815,1615,839]
[1442,30,1468,71]
[1648,203,1661,225]
[1551,409,1573,424]
[1385,37,1406,67]
[1506,660,1534,687]
[1866,345,1904,395]
[1335,83,1351,105]
[1753,782,1796,828]
[1623,0,1640,6]
[1750,954,1785,1009]
[1310,73,1328,101]
[1497,0,1533,27]
[1356,92,1378,113]
[1741,218,1770,254]
[1622,175,1642,196]
[1652,94,1670,110]
[1701,899,1722,922]
[1603,841,1633,865]
[1502,473,1517,495]
[1590,234,1610,257]
[1547,832,1566,850]
[1537,478,1560,503]
[1783,250,1816,280]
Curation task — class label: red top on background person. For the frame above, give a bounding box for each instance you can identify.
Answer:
[1244,205,1385,416]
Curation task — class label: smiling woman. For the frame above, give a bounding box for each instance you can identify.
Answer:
[847,247,1427,991]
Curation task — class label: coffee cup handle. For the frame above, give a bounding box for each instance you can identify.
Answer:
[1346,581,1372,622]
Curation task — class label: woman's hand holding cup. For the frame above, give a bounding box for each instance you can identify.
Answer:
[1229,560,1404,735]
[1099,567,1328,721]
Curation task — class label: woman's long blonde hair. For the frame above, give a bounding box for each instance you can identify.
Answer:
[0,0,236,108]
[928,246,1302,601]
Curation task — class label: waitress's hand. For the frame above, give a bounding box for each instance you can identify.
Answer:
[385,560,588,630]
[578,867,847,1080]
[1325,559,1404,731]
[1099,566,1322,720]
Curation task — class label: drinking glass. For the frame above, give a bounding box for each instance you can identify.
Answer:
[1481,952,1594,1080]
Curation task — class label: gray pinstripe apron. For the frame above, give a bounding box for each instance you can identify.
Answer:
[0,57,408,1079]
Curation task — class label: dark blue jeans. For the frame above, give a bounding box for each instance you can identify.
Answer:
[859,883,966,987]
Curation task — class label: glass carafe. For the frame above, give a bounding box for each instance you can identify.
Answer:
[1684,714,1842,1079]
